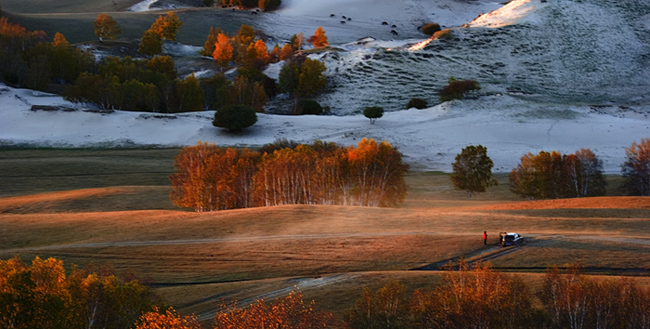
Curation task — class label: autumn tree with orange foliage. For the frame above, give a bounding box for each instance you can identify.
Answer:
[170,142,261,211]
[150,11,184,41]
[280,43,294,60]
[308,26,328,48]
[343,138,409,207]
[93,13,121,42]
[0,256,161,329]
[135,307,201,329]
[212,33,234,69]
[171,139,408,211]
[214,290,336,329]
[52,32,69,48]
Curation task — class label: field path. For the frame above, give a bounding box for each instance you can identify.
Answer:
[194,273,360,322]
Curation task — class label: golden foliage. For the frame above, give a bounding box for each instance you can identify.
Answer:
[308,26,328,48]
[214,290,335,329]
[93,13,121,41]
[136,306,201,329]
[171,139,409,211]
[150,11,183,41]
[212,33,233,68]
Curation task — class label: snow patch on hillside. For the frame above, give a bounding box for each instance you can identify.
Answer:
[2,84,648,174]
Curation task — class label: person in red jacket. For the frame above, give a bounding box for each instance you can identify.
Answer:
[483,231,488,245]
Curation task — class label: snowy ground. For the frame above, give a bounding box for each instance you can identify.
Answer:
[2,84,648,174]
[1,0,649,174]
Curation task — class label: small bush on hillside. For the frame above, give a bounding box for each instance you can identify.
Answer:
[434,29,453,40]
[297,98,323,115]
[203,0,215,6]
[422,23,441,36]
[407,98,428,109]
[213,104,257,131]
[363,106,384,124]
[439,78,480,102]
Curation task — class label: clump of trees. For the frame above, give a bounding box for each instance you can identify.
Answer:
[0,256,163,329]
[139,11,184,56]
[170,138,409,211]
[279,56,327,113]
[0,18,94,91]
[439,77,480,102]
[345,262,650,329]
[363,106,384,124]
[214,290,335,329]
[346,262,533,329]
[451,145,497,198]
[509,148,606,199]
[209,24,272,71]
[621,138,650,196]
[65,55,205,113]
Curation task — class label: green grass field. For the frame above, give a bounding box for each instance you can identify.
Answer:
[4,5,261,45]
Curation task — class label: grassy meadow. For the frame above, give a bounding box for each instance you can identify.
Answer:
[1,148,650,320]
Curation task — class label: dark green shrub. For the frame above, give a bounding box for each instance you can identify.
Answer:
[439,79,480,102]
[203,0,215,6]
[422,23,441,36]
[213,104,257,131]
[363,106,384,124]
[297,98,323,115]
[407,98,427,109]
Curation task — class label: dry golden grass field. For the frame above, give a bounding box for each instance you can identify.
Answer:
[1,148,650,320]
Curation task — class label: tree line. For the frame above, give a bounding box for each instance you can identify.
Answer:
[1,12,329,119]
[0,256,163,329]
[452,138,650,199]
[4,257,649,329]
[170,138,409,211]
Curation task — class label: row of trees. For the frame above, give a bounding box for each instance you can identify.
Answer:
[4,257,650,329]
[509,148,607,199]
[0,18,94,91]
[170,138,409,211]
[204,24,328,114]
[343,263,650,329]
[453,138,650,199]
[64,55,205,113]
[0,256,162,329]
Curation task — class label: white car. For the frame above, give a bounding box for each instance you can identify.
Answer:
[501,233,524,247]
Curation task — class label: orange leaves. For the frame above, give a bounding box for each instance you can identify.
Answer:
[170,142,262,211]
[308,26,329,48]
[214,290,335,329]
[150,11,183,41]
[213,33,234,68]
[171,139,408,211]
[135,306,201,329]
[93,13,121,42]
[0,256,159,329]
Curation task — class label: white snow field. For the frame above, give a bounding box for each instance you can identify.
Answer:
[1,0,649,174]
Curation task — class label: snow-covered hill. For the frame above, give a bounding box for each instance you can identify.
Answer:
[1,0,649,174]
